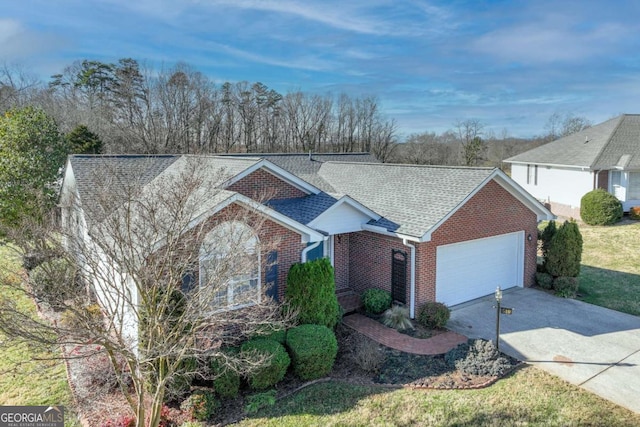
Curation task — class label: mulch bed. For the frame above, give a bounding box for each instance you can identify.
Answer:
[61,323,520,426]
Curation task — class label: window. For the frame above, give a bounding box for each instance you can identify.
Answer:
[527,164,538,185]
[199,221,260,309]
[629,172,640,200]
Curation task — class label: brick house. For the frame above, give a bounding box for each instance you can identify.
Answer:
[60,152,553,327]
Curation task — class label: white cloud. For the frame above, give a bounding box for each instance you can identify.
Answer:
[0,19,66,60]
[472,18,630,64]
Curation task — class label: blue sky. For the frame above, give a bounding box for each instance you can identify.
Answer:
[2,0,640,138]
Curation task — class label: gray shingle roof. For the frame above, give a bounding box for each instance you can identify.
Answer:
[69,155,179,223]
[318,162,495,238]
[219,153,378,191]
[505,115,640,169]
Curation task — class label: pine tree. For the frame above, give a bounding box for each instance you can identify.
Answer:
[545,220,583,277]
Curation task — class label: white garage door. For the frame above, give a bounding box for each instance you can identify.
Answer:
[436,231,524,306]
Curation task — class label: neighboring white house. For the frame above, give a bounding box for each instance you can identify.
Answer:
[505,114,640,218]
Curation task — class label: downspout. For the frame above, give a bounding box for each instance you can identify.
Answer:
[301,236,327,263]
[402,239,416,319]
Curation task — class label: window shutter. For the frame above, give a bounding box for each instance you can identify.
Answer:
[181,270,196,294]
[265,251,278,302]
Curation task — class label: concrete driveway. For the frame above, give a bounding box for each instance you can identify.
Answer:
[447,287,640,413]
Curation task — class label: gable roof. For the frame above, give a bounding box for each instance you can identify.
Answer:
[65,153,552,244]
[219,152,378,191]
[505,114,640,169]
[317,162,494,238]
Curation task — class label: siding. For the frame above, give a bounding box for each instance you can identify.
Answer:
[511,163,593,208]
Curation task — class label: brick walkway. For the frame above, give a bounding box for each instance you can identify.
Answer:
[342,314,468,355]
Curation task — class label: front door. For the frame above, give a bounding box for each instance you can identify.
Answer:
[391,249,407,304]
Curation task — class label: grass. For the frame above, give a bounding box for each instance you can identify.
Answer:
[238,366,640,426]
[577,219,640,315]
[0,245,79,426]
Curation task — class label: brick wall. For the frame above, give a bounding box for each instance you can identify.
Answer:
[347,179,538,309]
[333,233,350,290]
[180,202,305,302]
[348,231,408,298]
[227,168,306,201]
[414,179,538,307]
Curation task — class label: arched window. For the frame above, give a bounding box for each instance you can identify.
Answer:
[199,221,260,309]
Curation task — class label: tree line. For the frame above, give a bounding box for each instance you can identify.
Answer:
[0,59,396,160]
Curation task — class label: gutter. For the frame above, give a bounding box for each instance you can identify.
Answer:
[402,238,416,319]
[300,236,327,263]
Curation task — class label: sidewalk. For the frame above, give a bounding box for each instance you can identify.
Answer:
[342,313,467,355]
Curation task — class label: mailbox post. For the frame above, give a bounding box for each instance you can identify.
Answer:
[495,286,502,351]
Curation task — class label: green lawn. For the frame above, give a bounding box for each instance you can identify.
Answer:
[578,219,640,316]
[0,245,79,426]
[239,366,640,426]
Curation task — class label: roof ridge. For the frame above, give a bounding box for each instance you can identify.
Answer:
[71,154,178,159]
[323,161,494,170]
[590,115,626,168]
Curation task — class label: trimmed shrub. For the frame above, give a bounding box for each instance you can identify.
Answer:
[286,324,338,380]
[285,258,341,329]
[382,305,413,331]
[545,220,583,278]
[361,288,392,314]
[262,328,287,344]
[349,334,385,373]
[538,220,557,264]
[580,189,623,226]
[535,272,554,290]
[241,339,290,390]
[449,339,512,377]
[180,389,218,422]
[209,356,241,399]
[417,302,451,329]
[554,276,579,298]
[630,206,640,220]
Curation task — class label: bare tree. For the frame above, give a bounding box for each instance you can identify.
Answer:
[0,158,290,427]
[454,119,486,166]
[544,112,592,141]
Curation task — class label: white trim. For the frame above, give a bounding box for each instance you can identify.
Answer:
[421,169,555,242]
[307,196,380,229]
[223,159,320,195]
[360,224,422,242]
[301,240,322,263]
[506,160,591,169]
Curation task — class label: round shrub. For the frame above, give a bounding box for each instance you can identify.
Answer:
[180,389,218,422]
[209,357,241,399]
[286,324,338,380]
[553,276,579,298]
[361,288,392,314]
[535,272,554,290]
[580,189,623,226]
[241,339,290,390]
[417,301,450,329]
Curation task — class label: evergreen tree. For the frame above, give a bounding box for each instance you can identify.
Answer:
[66,124,103,154]
[545,220,583,277]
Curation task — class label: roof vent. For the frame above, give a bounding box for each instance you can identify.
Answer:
[585,136,589,143]
[309,150,312,161]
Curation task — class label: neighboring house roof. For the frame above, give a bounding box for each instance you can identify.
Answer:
[318,162,497,238]
[505,114,640,169]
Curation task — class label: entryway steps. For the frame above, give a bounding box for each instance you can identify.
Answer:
[337,290,361,314]
[342,313,467,355]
